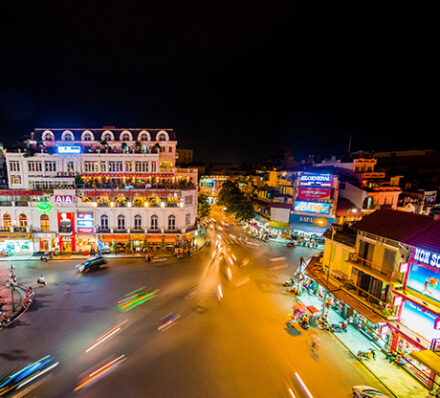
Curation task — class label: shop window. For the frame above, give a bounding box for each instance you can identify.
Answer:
[134,215,142,230]
[100,215,108,230]
[3,214,11,230]
[19,214,27,229]
[168,215,176,231]
[40,214,49,232]
[117,215,125,230]
[150,215,158,230]
[185,214,190,225]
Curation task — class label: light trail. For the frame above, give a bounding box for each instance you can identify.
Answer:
[269,256,286,262]
[114,287,146,304]
[231,254,237,261]
[229,234,236,239]
[226,267,232,280]
[288,388,296,398]
[17,362,59,389]
[227,257,233,265]
[268,264,287,270]
[294,372,314,398]
[86,322,126,353]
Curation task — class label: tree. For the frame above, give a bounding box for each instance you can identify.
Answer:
[218,180,254,221]
[198,193,211,218]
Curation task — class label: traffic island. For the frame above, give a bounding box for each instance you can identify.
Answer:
[0,284,33,329]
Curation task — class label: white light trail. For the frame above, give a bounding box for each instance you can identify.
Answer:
[294,372,314,398]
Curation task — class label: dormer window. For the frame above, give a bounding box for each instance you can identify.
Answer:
[121,133,130,141]
[158,133,167,141]
[62,131,74,141]
[139,133,149,141]
[83,133,92,141]
[103,133,112,141]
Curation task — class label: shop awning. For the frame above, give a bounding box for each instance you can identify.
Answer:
[289,222,326,235]
[409,350,440,376]
[267,221,289,230]
[101,234,129,242]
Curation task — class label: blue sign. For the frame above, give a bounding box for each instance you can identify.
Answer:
[57,146,81,154]
[407,262,440,303]
[400,300,440,342]
[289,213,335,226]
[294,200,331,214]
[299,173,333,187]
[414,247,440,269]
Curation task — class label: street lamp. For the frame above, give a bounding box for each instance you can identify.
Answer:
[315,219,335,316]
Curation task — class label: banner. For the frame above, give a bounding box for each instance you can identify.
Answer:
[297,188,331,200]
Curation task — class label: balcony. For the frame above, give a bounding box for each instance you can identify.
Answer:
[15,201,28,207]
[348,253,400,283]
[114,228,127,233]
[0,201,13,206]
[131,228,145,233]
[96,227,110,233]
[148,228,160,233]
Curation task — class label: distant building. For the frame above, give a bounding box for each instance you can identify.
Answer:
[176,149,193,165]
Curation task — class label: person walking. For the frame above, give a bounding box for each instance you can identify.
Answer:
[64,283,71,296]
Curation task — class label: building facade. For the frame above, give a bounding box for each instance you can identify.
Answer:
[0,128,198,255]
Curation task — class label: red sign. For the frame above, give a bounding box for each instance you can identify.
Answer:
[297,188,331,200]
[0,190,42,196]
[57,212,76,252]
[55,195,74,204]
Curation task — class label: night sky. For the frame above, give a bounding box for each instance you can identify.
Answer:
[0,2,438,163]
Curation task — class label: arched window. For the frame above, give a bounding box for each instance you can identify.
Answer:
[100,214,108,230]
[83,133,93,141]
[42,130,55,141]
[40,214,49,232]
[134,215,142,230]
[150,215,158,231]
[3,214,11,230]
[121,133,130,141]
[139,133,150,141]
[62,131,74,141]
[117,215,125,230]
[157,133,167,141]
[103,133,113,141]
[19,214,27,229]
[168,215,176,231]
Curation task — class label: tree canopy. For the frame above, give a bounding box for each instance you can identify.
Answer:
[198,193,211,218]
[218,181,254,222]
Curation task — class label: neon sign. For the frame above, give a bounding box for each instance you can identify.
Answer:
[37,202,52,213]
[299,173,333,187]
[294,201,331,214]
[57,146,81,154]
[77,212,94,234]
[54,195,74,204]
[414,247,440,268]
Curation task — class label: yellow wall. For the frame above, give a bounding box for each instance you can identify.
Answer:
[323,238,355,279]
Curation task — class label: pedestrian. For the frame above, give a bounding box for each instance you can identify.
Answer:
[370,348,376,360]
[64,283,71,296]
[37,275,47,287]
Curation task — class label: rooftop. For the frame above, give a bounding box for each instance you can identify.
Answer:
[352,209,434,242]
[323,226,357,247]
[403,220,440,252]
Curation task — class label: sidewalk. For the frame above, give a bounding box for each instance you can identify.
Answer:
[0,284,30,327]
[297,292,429,398]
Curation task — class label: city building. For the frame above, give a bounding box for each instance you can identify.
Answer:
[176,148,194,165]
[198,175,227,203]
[0,128,198,255]
[397,190,437,215]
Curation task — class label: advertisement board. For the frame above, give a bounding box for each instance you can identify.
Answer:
[57,146,81,154]
[294,201,331,214]
[400,300,440,342]
[289,213,335,227]
[407,262,440,303]
[298,173,333,188]
[55,195,74,205]
[77,212,94,234]
[414,247,440,269]
[57,212,75,233]
[297,188,331,200]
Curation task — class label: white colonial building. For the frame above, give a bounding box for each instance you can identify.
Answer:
[0,128,198,254]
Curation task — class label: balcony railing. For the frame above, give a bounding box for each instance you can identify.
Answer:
[96,227,110,233]
[15,201,28,207]
[348,253,396,281]
[0,201,13,206]
[114,228,127,233]
[148,228,160,233]
[131,228,145,233]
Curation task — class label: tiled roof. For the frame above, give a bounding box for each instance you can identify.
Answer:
[403,221,440,252]
[352,209,434,242]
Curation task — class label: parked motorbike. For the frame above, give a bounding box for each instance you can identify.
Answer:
[357,349,375,360]
[282,278,295,287]
[300,319,310,331]
[330,322,348,333]
[286,241,296,248]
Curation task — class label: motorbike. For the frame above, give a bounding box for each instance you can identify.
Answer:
[357,349,375,360]
[300,319,310,331]
[286,241,296,248]
[282,278,295,287]
[40,252,52,262]
[330,323,348,333]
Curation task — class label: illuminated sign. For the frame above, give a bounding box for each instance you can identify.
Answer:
[407,262,440,303]
[294,201,331,214]
[57,146,81,154]
[54,195,74,204]
[37,202,52,213]
[77,212,94,234]
[297,188,331,200]
[58,212,74,233]
[414,247,440,269]
[289,214,335,227]
[299,173,333,187]
[400,300,440,342]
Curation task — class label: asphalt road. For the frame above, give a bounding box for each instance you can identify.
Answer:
[0,210,393,398]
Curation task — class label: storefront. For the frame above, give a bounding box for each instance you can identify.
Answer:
[33,233,57,252]
[289,213,335,238]
[76,235,97,254]
[0,233,33,254]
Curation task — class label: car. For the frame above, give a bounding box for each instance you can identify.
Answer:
[352,385,390,397]
[0,355,58,396]
[76,256,106,273]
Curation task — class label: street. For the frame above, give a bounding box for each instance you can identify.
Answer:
[0,213,394,398]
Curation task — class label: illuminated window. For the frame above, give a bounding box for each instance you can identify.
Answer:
[3,214,11,229]
[40,214,49,231]
[10,175,21,185]
[100,161,106,172]
[45,161,56,172]
[109,161,123,172]
[19,214,27,228]
[135,162,148,172]
[84,161,99,172]
[167,215,176,231]
[28,161,42,172]
[9,161,20,172]
[66,161,74,172]
[125,162,133,172]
